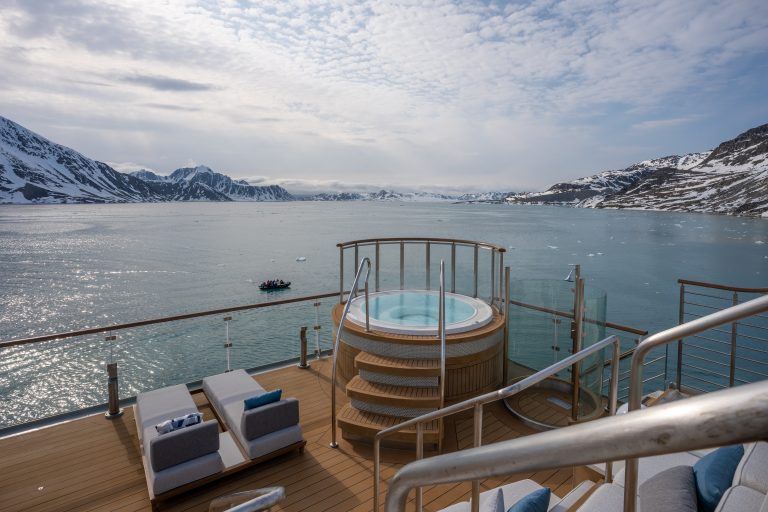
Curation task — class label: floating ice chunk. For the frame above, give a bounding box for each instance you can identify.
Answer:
[756,241,765,245]
[296,256,307,262]
[597,252,603,255]
[547,245,558,249]
[588,253,595,257]
[674,223,683,228]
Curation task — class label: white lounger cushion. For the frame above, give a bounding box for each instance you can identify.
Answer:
[613,451,701,488]
[149,451,223,496]
[577,483,628,512]
[733,442,768,494]
[203,369,265,404]
[203,370,303,460]
[135,384,198,438]
[714,485,765,512]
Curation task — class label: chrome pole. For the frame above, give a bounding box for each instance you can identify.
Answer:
[604,338,620,482]
[224,316,233,373]
[498,250,504,311]
[105,332,123,419]
[571,277,584,422]
[676,283,685,388]
[426,242,431,290]
[730,291,738,387]
[374,437,381,512]
[490,249,495,306]
[400,241,405,290]
[375,241,380,292]
[503,266,510,385]
[339,245,344,303]
[471,402,483,512]
[298,326,310,369]
[451,243,456,293]
[473,244,479,298]
[416,422,424,511]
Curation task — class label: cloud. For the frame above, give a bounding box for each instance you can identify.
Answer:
[0,0,765,190]
[632,117,700,130]
[122,75,215,92]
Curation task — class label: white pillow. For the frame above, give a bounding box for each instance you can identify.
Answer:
[155,412,202,435]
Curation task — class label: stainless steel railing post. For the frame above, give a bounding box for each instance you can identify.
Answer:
[339,245,344,303]
[400,241,405,290]
[676,282,685,388]
[416,422,424,511]
[375,242,380,292]
[503,266,510,385]
[473,244,479,298]
[105,333,123,419]
[374,437,382,512]
[730,291,738,387]
[298,326,310,369]
[470,402,483,512]
[490,249,495,306]
[426,242,431,290]
[451,243,456,293]
[604,337,620,482]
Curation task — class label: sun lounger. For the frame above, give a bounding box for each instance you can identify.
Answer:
[134,384,224,498]
[203,369,305,460]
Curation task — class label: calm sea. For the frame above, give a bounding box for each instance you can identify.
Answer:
[1,202,766,427]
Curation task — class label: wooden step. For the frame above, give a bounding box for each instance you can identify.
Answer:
[346,376,441,409]
[337,403,440,444]
[355,352,440,377]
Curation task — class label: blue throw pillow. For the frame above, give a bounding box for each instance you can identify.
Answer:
[507,487,550,512]
[244,389,282,411]
[693,444,744,512]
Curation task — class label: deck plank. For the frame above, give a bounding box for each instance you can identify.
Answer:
[0,358,583,511]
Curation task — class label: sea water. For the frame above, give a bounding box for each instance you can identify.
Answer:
[0,202,766,427]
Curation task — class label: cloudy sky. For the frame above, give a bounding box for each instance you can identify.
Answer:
[0,0,766,194]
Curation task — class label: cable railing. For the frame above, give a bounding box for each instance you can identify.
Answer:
[0,291,342,432]
[329,257,372,448]
[674,279,768,393]
[383,379,768,512]
[373,334,622,512]
[623,292,768,511]
[337,237,506,309]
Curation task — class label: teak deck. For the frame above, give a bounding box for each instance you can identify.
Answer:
[0,358,580,511]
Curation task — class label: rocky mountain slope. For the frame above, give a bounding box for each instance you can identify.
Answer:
[307,190,456,201]
[509,124,768,217]
[131,166,293,201]
[0,116,292,203]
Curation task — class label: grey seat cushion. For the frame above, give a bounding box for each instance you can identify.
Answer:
[241,399,299,441]
[577,483,627,512]
[639,465,697,512]
[149,420,220,472]
[613,451,701,488]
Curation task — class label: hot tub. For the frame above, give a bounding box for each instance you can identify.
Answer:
[346,290,493,335]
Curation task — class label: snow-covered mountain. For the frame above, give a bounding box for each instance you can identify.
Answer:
[0,116,161,203]
[0,115,292,203]
[508,123,768,217]
[131,166,293,201]
[307,189,456,201]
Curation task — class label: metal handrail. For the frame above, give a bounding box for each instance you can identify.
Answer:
[209,487,285,512]
[0,291,341,349]
[330,257,372,448]
[508,298,648,336]
[677,278,768,293]
[337,237,505,309]
[373,334,622,512]
[384,379,768,512]
[624,293,768,511]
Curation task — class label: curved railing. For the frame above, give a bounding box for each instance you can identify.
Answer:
[337,237,506,308]
[375,334,622,512]
[329,257,372,448]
